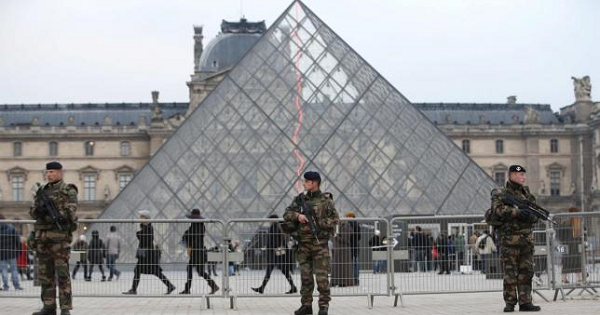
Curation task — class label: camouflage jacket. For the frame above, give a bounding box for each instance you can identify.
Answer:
[283,190,339,244]
[491,180,538,242]
[30,179,78,232]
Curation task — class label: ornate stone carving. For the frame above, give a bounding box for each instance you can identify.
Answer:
[507,96,517,104]
[572,76,592,102]
[103,115,112,126]
[103,184,111,202]
[151,91,163,122]
[31,116,40,126]
[524,106,540,124]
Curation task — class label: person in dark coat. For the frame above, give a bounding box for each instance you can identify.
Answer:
[179,209,219,295]
[436,232,450,275]
[71,235,88,280]
[331,220,354,287]
[251,214,297,294]
[123,210,175,295]
[85,230,106,281]
[346,212,361,285]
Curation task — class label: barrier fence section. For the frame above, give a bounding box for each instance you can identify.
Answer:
[0,219,226,299]
[549,212,600,300]
[223,217,390,304]
[389,215,552,298]
[1,213,598,306]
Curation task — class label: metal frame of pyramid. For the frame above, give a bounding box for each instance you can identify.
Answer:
[95,0,496,262]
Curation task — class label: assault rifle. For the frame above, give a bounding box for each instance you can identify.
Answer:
[36,188,65,231]
[503,193,558,225]
[299,193,320,243]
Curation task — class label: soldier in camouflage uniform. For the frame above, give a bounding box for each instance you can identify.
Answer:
[491,165,541,313]
[284,171,339,315]
[30,162,78,315]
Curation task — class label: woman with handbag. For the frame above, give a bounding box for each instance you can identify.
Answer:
[251,214,297,294]
[178,208,219,295]
[122,210,175,295]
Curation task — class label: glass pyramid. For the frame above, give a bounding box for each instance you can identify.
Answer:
[97,1,495,260]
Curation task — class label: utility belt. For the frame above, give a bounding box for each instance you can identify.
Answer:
[34,229,72,243]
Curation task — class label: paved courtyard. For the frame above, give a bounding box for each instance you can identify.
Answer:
[1,289,598,315]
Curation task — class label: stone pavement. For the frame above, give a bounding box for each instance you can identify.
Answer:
[1,290,598,315]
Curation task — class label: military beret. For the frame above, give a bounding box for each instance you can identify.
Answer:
[303,171,321,182]
[46,161,63,170]
[509,165,526,173]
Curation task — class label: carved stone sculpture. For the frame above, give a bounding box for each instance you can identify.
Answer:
[572,76,592,102]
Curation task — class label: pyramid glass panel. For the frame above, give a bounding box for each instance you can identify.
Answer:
[96,0,496,262]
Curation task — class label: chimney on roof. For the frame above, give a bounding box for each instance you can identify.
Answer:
[507,96,517,104]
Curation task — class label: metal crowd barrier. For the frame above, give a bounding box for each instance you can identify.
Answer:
[0,212,598,309]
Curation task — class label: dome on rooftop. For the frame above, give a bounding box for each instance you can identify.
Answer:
[198,18,265,73]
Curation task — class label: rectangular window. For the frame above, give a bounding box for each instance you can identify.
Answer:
[495,140,504,154]
[120,141,131,157]
[462,140,470,154]
[550,171,561,196]
[13,142,22,157]
[550,139,559,153]
[83,175,96,201]
[12,175,25,201]
[494,171,506,187]
[119,174,133,191]
[85,141,95,156]
[49,141,58,156]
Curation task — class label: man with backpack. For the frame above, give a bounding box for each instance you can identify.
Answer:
[475,230,497,275]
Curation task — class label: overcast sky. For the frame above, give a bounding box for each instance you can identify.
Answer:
[1,0,598,112]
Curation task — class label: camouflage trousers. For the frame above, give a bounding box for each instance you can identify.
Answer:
[500,241,534,305]
[36,231,73,310]
[296,241,330,307]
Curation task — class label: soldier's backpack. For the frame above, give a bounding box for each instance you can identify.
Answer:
[478,235,488,250]
[484,208,503,227]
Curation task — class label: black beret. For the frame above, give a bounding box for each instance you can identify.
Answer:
[303,171,321,182]
[509,165,526,173]
[46,161,63,170]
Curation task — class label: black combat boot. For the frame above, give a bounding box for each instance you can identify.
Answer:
[318,306,328,315]
[503,304,515,312]
[60,310,70,315]
[294,305,313,315]
[31,308,56,315]
[519,303,541,312]
[165,282,176,295]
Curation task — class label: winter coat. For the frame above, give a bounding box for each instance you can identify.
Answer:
[87,235,105,264]
[0,223,21,260]
[135,223,163,274]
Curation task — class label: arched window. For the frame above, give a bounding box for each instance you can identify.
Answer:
[495,140,504,154]
[120,141,131,157]
[85,141,95,156]
[49,141,58,156]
